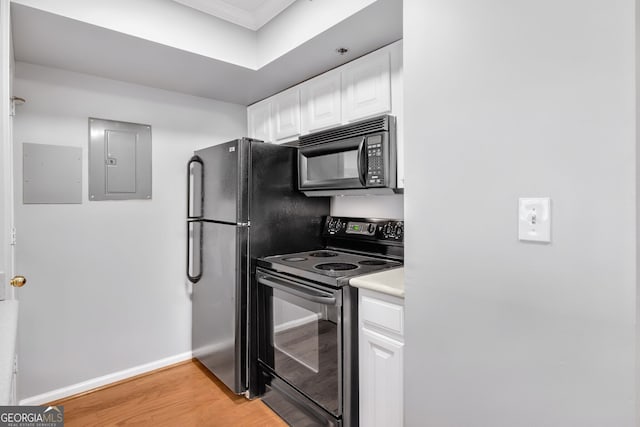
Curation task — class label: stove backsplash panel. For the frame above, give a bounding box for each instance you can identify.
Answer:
[330,194,403,219]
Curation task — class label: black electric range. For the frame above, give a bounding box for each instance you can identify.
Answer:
[255,216,403,427]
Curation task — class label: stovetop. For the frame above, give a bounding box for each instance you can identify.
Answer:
[257,248,402,288]
[257,216,404,287]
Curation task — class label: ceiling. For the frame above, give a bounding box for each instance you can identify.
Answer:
[11,0,402,105]
[172,0,297,30]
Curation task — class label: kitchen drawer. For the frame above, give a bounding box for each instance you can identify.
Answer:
[360,291,404,338]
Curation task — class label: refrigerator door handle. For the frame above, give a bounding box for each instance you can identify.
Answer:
[188,155,204,219]
[187,220,203,283]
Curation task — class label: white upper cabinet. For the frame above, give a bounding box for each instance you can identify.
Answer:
[246,41,403,186]
[271,87,301,143]
[300,70,342,134]
[247,99,272,142]
[341,50,391,123]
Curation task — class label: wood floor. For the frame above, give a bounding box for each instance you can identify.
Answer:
[49,360,286,427]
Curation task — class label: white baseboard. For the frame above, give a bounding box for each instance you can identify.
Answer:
[19,351,193,405]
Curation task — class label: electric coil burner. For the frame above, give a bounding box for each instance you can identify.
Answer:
[282,257,307,262]
[309,251,339,257]
[256,216,404,427]
[315,262,359,272]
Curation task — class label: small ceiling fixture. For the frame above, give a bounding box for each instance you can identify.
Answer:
[336,47,349,56]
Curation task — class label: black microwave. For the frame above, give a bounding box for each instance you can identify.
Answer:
[297,115,398,196]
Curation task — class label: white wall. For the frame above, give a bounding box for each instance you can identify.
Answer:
[13,0,381,71]
[637,0,640,421]
[12,0,257,68]
[13,62,246,401]
[404,1,636,426]
[256,0,376,67]
[331,195,403,219]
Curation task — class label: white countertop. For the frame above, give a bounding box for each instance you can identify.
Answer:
[349,267,404,298]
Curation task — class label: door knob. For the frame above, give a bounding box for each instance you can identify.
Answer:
[10,276,26,288]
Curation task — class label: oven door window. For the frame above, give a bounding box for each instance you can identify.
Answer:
[260,279,341,416]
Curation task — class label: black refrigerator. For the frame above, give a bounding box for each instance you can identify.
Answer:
[186,138,329,395]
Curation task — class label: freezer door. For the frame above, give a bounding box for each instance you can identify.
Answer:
[192,221,248,394]
[195,140,249,223]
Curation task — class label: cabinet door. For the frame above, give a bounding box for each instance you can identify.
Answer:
[272,88,300,142]
[247,100,272,142]
[300,70,342,134]
[342,50,391,122]
[359,327,404,427]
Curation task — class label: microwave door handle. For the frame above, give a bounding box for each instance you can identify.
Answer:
[257,275,337,305]
[357,137,367,186]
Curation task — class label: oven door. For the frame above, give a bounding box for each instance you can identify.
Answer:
[257,269,342,417]
[298,136,367,190]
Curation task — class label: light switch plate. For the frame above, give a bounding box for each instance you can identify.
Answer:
[518,197,551,243]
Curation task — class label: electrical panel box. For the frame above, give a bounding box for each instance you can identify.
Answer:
[23,143,82,204]
[88,118,152,201]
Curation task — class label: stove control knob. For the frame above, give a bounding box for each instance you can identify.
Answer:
[394,224,404,238]
[383,223,392,237]
[368,223,376,234]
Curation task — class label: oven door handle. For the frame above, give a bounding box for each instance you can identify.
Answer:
[257,275,337,305]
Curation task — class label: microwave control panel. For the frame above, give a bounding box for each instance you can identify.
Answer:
[366,135,385,187]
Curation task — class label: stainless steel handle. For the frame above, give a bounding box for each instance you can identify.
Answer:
[257,275,336,305]
[187,220,202,283]
[187,155,203,219]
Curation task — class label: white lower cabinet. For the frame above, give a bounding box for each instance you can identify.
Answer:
[358,289,404,427]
